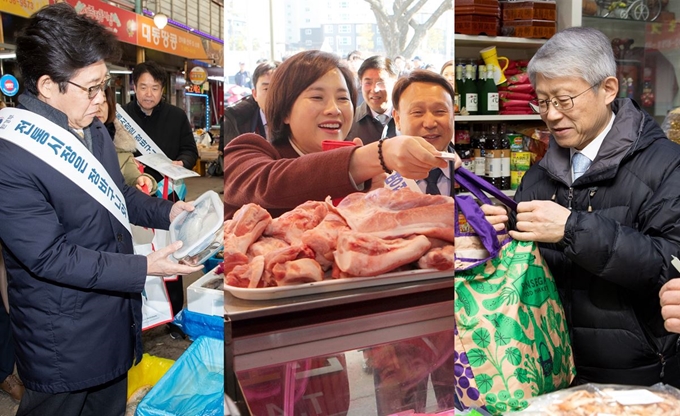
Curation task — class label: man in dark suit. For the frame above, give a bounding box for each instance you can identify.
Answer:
[224,60,279,146]
[346,56,398,145]
[392,70,456,197]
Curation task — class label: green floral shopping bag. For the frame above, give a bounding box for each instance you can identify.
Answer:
[454,168,575,415]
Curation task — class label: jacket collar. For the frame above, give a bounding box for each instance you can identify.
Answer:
[133,98,164,118]
[353,102,375,122]
[18,92,72,130]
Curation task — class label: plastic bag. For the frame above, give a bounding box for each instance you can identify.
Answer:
[662,107,680,145]
[505,383,680,415]
[136,336,224,416]
[172,308,224,341]
[127,353,175,400]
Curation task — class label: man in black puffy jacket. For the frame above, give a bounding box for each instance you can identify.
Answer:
[483,27,680,387]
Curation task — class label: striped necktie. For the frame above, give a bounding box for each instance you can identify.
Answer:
[376,113,389,125]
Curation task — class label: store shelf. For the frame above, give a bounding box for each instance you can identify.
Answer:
[455,34,548,49]
[456,114,542,122]
[582,15,654,30]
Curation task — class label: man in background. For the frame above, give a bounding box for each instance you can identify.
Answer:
[368,70,456,415]
[123,60,199,338]
[234,62,253,89]
[223,60,279,145]
[346,56,398,145]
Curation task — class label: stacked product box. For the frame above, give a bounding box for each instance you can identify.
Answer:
[455,0,500,36]
[499,0,557,39]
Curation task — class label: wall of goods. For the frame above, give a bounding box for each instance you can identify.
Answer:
[454,0,560,194]
[454,0,680,193]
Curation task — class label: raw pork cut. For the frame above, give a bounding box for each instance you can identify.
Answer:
[224,203,272,254]
[247,237,289,258]
[301,212,350,271]
[272,259,324,285]
[418,245,455,271]
[334,231,432,277]
[265,200,329,244]
[334,188,454,242]
[226,255,265,288]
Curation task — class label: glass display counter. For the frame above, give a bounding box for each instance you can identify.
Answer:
[225,276,454,415]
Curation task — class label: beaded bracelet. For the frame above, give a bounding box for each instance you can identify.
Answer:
[378,137,393,174]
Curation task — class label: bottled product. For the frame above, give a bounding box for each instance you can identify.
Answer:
[460,64,479,115]
[454,123,473,193]
[471,124,487,178]
[498,123,511,190]
[479,64,500,115]
[484,123,503,188]
[455,64,463,114]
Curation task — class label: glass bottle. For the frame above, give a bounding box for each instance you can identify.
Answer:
[472,124,487,178]
[460,64,478,115]
[481,64,499,115]
[455,64,463,114]
[484,123,502,188]
[498,123,511,190]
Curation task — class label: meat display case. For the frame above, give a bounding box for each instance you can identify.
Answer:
[225,275,454,415]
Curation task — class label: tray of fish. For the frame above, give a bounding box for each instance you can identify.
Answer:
[169,190,224,266]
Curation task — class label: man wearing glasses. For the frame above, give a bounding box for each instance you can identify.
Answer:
[0,4,202,415]
[483,27,680,388]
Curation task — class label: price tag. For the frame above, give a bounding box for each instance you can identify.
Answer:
[605,389,664,406]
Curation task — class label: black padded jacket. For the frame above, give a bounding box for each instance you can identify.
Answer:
[512,98,680,387]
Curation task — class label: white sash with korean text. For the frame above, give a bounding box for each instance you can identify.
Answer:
[0,107,131,234]
[114,104,165,156]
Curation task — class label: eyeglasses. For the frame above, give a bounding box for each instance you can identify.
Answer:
[67,77,112,100]
[529,84,598,114]
[362,80,386,89]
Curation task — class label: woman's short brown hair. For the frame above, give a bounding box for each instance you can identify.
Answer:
[266,50,357,145]
[103,86,116,124]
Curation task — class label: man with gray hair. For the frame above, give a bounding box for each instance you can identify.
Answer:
[483,26,680,387]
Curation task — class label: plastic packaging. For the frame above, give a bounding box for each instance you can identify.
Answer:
[506,383,680,415]
[136,336,224,416]
[169,190,224,266]
[173,308,224,340]
[127,353,175,400]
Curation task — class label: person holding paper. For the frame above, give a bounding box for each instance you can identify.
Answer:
[0,5,202,416]
[122,60,198,339]
[481,27,680,387]
[223,50,447,219]
[122,60,198,201]
[97,86,157,195]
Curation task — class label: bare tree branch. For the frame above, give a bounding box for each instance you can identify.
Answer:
[364,0,452,59]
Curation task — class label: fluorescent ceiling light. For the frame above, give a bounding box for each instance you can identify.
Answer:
[0,53,16,60]
[207,76,224,82]
[110,70,132,74]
